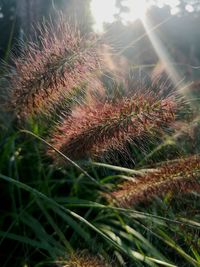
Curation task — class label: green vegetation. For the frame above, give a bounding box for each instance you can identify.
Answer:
[0,1,200,267]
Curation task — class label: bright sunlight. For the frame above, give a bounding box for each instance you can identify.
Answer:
[90,0,119,32]
[90,0,148,32]
[90,0,181,32]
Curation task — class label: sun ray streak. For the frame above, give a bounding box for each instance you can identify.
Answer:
[141,16,181,86]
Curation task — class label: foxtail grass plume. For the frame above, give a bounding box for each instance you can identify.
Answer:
[9,17,100,120]
[49,89,177,162]
[64,251,111,267]
[106,155,200,208]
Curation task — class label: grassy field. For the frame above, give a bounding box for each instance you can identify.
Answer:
[0,16,200,267]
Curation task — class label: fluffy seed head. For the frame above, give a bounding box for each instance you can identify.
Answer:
[64,251,111,267]
[9,18,100,120]
[106,155,200,208]
[48,90,177,162]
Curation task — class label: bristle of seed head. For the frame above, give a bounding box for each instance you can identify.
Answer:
[8,17,100,121]
[105,155,200,208]
[48,89,177,163]
[65,251,111,267]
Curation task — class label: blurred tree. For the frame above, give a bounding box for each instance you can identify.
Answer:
[16,0,93,37]
[16,0,50,38]
[103,0,200,81]
[171,0,200,14]
[0,0,19,59]
[64,0,93,33]
[0,0,93,60]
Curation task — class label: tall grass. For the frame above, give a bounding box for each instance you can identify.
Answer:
[0,15,200,267]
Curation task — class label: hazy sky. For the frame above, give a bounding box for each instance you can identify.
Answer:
[90,0,194,32]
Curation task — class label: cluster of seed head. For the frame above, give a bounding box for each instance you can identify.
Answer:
[106,155,200,208]
[64,252,111,267]
[48,90,177,162]
[9,19,100,120]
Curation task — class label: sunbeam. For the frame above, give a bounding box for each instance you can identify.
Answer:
[141,15,181,86]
